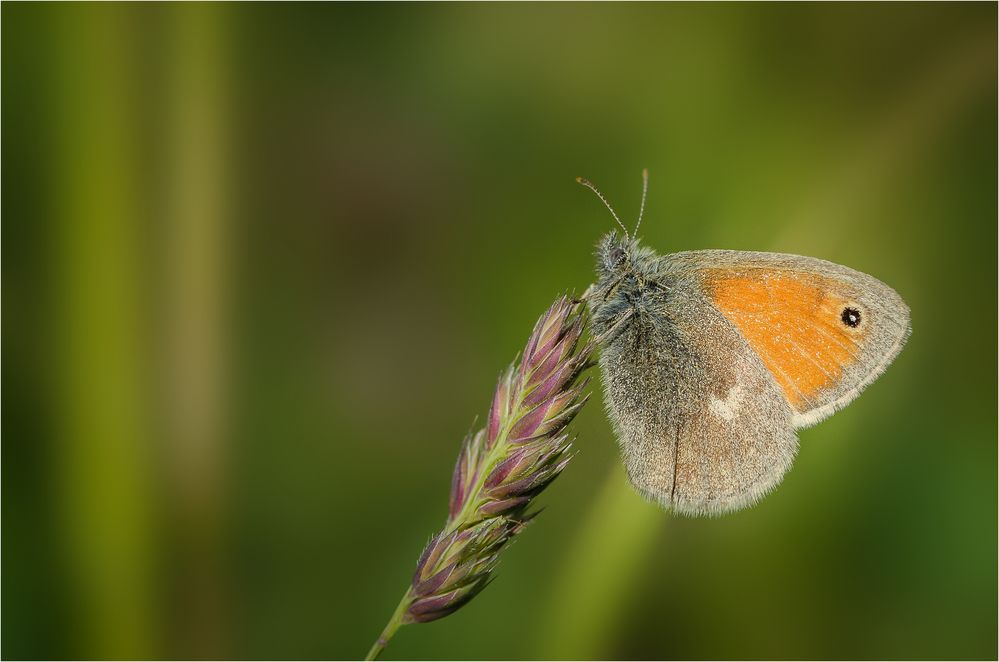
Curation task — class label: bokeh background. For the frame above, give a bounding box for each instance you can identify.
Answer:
[3,3,996,660]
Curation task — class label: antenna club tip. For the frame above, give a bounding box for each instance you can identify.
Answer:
[642,168,649,177]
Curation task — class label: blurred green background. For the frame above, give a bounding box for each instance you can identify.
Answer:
[3,3,996,660]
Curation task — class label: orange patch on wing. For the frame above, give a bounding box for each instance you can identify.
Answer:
[707,270,862,409]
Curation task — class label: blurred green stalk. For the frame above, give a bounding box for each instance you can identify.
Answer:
[162,3,231,658]
[49,5,158,657]
[537,467,661,659]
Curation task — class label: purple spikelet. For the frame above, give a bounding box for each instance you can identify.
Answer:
[394,296,592,629]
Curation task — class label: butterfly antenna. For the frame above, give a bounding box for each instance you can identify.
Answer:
[634,168,649,236]
[576,176,629,238]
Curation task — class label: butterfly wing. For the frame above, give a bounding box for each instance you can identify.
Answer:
[597,275,799,516]
[595,248,909,515]
[675,250,912,428]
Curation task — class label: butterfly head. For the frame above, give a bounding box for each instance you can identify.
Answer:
[596,230,637,278]
[593,229,661,290]
[577,170,660,316]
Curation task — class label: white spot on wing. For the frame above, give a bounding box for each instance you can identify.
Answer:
[709,385,743,422]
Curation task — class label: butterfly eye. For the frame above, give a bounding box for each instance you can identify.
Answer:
[841,307,862,328]
[609,247,626,267]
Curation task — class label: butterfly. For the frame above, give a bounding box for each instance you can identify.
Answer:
[580,171,911,516]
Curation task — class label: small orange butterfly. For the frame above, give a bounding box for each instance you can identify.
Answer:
[580,171,911,516]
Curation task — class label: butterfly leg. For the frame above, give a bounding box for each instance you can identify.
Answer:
[593,308,635,346]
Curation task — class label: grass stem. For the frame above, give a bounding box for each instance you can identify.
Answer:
[365,589,412,661]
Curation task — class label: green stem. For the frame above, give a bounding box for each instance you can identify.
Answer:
[365,589,412,661]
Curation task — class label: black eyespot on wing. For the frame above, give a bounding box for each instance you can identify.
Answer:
[841,307,861,328]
